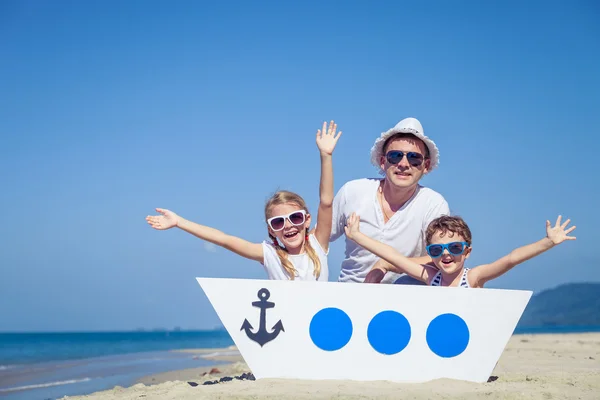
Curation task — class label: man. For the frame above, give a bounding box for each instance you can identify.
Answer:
[330,117,450,284]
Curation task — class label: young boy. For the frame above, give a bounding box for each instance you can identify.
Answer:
[344,213,576,288]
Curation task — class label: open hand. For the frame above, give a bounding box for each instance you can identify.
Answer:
[344,212,361,240]
[146,208,179,230]
[316,120,342,156]
[546,215,576,245]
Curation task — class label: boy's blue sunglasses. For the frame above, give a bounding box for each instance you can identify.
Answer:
[426,242,469,258]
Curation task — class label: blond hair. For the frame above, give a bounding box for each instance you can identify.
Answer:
[264,190,321,280]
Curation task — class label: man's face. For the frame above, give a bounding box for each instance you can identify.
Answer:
[379,136,430,190]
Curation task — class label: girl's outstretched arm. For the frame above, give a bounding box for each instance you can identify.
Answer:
[344,213,434,284]
[314,120,342,252]
[146,208,264,262]
[469,216,576,287]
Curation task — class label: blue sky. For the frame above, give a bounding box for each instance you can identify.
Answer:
[1,0,598,332]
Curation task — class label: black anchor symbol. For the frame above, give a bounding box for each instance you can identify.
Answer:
[240,288,284,347]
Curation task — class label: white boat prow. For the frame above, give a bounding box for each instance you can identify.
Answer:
[196,278,532,383]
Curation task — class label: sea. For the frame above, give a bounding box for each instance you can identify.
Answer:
[0,330,234,400]
[2,326,600,400]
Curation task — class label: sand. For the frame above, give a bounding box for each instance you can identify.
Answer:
[62,333,600,399]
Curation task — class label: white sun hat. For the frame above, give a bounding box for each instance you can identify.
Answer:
[370,117,439,175]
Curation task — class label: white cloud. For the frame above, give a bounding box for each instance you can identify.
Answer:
[203,242,218,253]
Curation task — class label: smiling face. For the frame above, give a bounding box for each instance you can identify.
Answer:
[266,202,311,253]
[380,134,430,191]
[429,231,471,275]
[425,215,473,278]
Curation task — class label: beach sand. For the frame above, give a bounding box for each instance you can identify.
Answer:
[63,333,600,399]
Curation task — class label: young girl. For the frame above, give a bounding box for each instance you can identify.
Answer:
[145,121,342,281]
[345,213,576,288]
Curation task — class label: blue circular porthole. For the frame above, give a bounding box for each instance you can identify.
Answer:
[367,310,411,355]
[309,308,353,351]
[426,313,470,358]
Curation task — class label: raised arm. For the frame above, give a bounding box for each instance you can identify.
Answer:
[314,120,342,252]
[344,213,434,284]
[146,208,264,262]
[470,216,576,287]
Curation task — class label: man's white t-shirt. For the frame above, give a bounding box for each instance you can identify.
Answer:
[330,178,450,283]
[262,234,329,281]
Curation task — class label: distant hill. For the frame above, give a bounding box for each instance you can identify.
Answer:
[517,283,600,327]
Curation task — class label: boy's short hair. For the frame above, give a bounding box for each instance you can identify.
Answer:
[426,215,472,246]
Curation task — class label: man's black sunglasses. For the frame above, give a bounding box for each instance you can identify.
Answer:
[385,150,426,167]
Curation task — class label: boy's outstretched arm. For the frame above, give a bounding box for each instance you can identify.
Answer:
[470,216,576,287]
[314,120,342,252]
[344,213,433,284]
[146,208,264,262]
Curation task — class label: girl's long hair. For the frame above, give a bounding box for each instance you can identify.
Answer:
[265,191,321,280]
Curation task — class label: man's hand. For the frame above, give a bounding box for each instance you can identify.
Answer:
[364,267,386,284]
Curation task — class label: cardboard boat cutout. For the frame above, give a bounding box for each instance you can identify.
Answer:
[197,278,532,383]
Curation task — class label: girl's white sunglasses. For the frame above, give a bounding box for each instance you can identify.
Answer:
[267,210,307,231]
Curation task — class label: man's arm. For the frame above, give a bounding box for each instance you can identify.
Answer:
[366,196,449,283]
[364,256,435,283]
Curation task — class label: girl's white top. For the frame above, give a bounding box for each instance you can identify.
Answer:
[261,233,329,281]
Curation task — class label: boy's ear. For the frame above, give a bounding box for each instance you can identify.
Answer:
[464,246,472,259]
